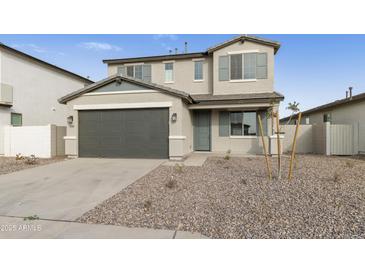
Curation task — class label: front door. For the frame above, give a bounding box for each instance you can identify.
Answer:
[193,110,211,151]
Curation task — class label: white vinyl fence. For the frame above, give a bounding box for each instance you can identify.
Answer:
[3,125,66,158]
[358,123,365,154]
[330,124,353,155]
[282,122,363,156]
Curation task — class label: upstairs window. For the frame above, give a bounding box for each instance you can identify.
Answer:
[194,60,203,81]
[164,62,174,83]
[121,64,151,82]
[230,54,243,80]
[126,66,134,77]
[230,111,257,136]
[134,65,143,80]
[219,52,268,81]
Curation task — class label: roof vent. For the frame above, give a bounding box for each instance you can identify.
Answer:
[349,87,353,100]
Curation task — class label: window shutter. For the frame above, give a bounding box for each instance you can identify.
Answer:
[142,64,152,82]
[117,66,125,76]
[244,53,257,79]
[256,53,268,79]
[218,56,229,81]
[219,111,230,136]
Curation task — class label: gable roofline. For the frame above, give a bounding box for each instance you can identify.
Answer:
[280,91,365,122]
[103,52,207,64]
[58,74,193,104]
[102,35,281,64]
[207,35,281,54]
[0,42,94,84]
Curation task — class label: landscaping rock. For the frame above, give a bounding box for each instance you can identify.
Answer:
[78,155,365,239]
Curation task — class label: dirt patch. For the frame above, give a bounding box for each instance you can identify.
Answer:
[78,155,365,239]
[0,156,67,175]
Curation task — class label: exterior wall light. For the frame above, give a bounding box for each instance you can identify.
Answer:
[67,115,74,125]
[171,113,177,122]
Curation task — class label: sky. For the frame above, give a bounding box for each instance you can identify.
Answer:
[1,34,365,117]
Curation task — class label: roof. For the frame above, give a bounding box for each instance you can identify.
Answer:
[207,35,281,54]
[58,75,193,104]
[192,92,284,106]
[103,52,207,64]
[192,92,284,102]
[102,35,281,64]
[280,91,365,122]
[0,43,94,84]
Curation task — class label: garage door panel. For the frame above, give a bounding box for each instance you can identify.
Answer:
[79,108,168,158]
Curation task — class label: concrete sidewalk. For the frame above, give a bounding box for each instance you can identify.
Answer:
[0,216,207,239]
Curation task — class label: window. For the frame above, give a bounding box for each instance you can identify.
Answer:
[11,113,22,126]
[134,65,143,80]
[244,53,256,79]
[164,62,174,83]
[123,65,151,82]
[225,52,268,81]
[126,66,134,77]
[323,113,331,123]
[230,111,257,136]
[194,60,203,80]
[230,54,242,80]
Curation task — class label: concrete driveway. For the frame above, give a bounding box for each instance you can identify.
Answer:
[0,158,164,221]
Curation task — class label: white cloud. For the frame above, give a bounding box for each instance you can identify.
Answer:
[12,43,47,53]
[78,42,122,51]
[153,34,178,41]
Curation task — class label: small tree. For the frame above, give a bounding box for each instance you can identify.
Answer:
[265,101,301,181]
[285,101,300,125]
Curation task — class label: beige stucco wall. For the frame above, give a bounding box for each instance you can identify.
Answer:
[64,91,193,159]
[0,49,89,155]
[212,40,275,95]
[108,40,276,96]
[312,123,326,154]
[210,110,267,154]
[108,57,213,95]
[305,100,365,126]
[181,103,193,155]
[282,124,313,153]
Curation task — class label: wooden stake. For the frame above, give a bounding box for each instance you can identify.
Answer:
[275,112,281,180]
[258,114,272,180]
[288,112,302,180]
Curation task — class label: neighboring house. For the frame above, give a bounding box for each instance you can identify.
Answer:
[59,35,284,160]
[280,89,365,126]
[280,89,365,155]
[0,43,93,156]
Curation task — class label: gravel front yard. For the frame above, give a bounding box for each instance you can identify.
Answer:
[78,155,365,239]
[0,156,66,175]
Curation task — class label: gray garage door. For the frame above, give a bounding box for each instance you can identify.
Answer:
[79,108,169,158]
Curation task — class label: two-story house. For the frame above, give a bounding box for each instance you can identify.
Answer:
[0,43,93,156]
[59,35,284,160]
